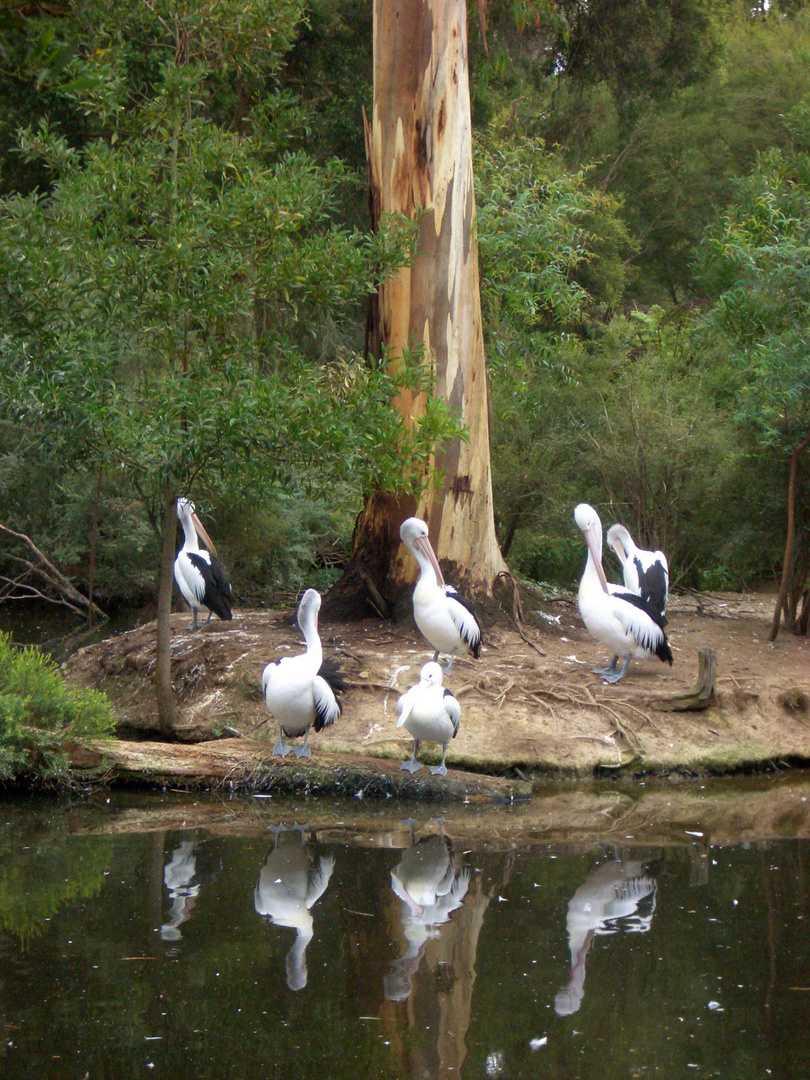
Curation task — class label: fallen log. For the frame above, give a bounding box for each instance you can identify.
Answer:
[70,736,533,802]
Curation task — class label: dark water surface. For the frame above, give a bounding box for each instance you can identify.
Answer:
[1,780,808,1080]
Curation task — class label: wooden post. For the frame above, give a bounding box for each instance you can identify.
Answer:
[667,647,717,712]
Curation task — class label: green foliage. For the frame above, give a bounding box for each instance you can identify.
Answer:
[0,632,114,782]
[474,132,634,564]
[0,808,112,945]
[1,0,809,606]
[0,0,462,607]
[697,100,810,450]
[568,308,756,585]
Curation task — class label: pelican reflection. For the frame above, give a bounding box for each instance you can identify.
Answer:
[161,840,201,941]
[555,855,656,1016]
[254,825,335,991]
[384,831,470,1001]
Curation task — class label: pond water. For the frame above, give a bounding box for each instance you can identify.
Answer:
[1,781,808,1080]
[0,601,149,661]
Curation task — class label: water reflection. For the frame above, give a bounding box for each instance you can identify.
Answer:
[379,823,512,1080]
[384,828,470,1001]
[254,824,335,991]
[2,784,809,1080]
[161,840,201,941]
[555,851,657,1016]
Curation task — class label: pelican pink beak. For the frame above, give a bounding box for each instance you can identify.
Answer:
[583,522,610,594]
[191,512,217,557]
[413,534,445,589]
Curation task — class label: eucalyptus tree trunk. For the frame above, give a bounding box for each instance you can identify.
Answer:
[330,0,506,616]
[155,485,178,734]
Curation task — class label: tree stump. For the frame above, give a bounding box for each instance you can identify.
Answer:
[662,647,717,712]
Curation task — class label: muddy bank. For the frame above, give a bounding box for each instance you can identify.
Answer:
[61,591,810,792]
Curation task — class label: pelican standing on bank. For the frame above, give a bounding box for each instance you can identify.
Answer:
[261,588,343,759]
[574,503,673,683]
[396,661,461,776]
[399,517,481,673]
[606,522,669,622]
[174,497,233,629]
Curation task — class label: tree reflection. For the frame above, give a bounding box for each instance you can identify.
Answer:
[384,831,470,1001]
[378,823,511,1080]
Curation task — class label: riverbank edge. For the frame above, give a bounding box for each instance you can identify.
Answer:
[61,734,810,801]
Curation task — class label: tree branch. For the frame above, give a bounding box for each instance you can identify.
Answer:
[0,522,106,621]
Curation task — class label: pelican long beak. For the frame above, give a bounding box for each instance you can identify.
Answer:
[585,526,610,594]
[415,535,445,588]
[191,512,217,557]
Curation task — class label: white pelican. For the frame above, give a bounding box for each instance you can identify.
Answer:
[384,833,470,1001]
[606,522,669,622]
[261,588,343,759]
[399,516,481,673]
[574,503,673,683]
[254,826,335,992]
[396,661,461,776]
[174,497,233,629]
[160,841,200,942]
[554,858,657,1016]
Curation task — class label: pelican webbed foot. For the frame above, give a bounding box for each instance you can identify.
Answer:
[428,764,448,777]
[591,656,619,677]
[272,740,293,758]
[601,657,631,684]
[293,744,311,759]
[400,759,422,774]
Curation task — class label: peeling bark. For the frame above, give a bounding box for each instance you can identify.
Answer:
[330,0,506,616]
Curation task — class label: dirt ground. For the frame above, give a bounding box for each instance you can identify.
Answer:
[63,589,810,779]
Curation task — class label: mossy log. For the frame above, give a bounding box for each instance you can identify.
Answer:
[70,737,532,802]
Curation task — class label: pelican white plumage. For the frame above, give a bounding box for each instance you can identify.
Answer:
[399,517,481,673]
[160,841,200,942]
[396,661,461,776]
[174,497,233,629]
[261,588,343,759]
[574,503,673,683]
[606,522,669,622]
[554,858,657,1016]
[254,826,335,992]
[384,833,470,1001]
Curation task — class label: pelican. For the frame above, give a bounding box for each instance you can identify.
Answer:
[574,503,673,683]
[555,857,657,1016]
[396,661,461,776]
[160,840,200,942]
[254,826,335,992]
[606,522,669,622]
[384,833,470,1001]
[261,588,343,759]
[399,517,481,673]
[174,497,233,629]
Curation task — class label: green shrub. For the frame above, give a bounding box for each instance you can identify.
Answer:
[0,632,114,783]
